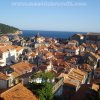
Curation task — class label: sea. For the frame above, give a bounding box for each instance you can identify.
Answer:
[19,30,86,39]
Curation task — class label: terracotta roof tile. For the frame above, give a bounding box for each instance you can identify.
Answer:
[65,45,79,50]
[10,62,34,75]
[13,46,24,52]
[0,72,9,80]
[0,45,15,53]
[63,68,87,87]
[92,84,99,91]
[0,83,38,100]
[90,52,100,59]
[29,52,36,57]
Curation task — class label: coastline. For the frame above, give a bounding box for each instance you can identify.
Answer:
[0,30,23,36]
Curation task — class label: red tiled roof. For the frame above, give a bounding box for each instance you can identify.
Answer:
[0,45,15,53]
[10,61,34,75]
[0,83,38,100]
[13,46,24,52]
[0,72,9,80]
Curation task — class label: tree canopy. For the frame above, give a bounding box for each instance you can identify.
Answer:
[0,23,20,34]
[33,71,55,80]
[28,82,53,100]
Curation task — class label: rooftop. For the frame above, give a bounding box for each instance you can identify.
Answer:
[13,46,24,52]
[10,61,34,76]
[79,64,92,72]
[65,45,79,50]
[90,52,100,59]
[0,45,15,53]
[0,72,9,80]
[64,68,87,87]
[0,83,38,100]
[87,32,100,36]
[29,52,36,57]
[68,40,79,43]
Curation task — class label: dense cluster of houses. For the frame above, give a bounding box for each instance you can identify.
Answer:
[0,32,100,100]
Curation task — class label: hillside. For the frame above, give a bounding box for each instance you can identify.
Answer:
[0,23,20,34]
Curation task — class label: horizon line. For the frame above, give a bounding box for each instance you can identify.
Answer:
[21,29,100,33]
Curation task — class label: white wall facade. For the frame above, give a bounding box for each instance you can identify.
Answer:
[16,49,24,57]
[65,48,79,56]
[0,49,16,66]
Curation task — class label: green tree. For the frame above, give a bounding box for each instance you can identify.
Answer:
[33,72,55,81]
[0,23,19,34]
[42,82,53,100]
[28,82,53,100]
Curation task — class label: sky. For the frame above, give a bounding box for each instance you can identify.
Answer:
[0,0,100,32]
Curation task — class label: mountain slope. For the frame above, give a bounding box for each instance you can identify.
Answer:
[0,23,20,34]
